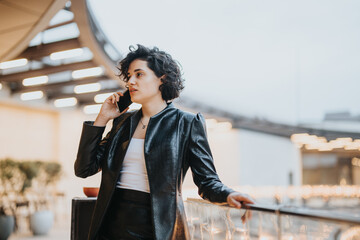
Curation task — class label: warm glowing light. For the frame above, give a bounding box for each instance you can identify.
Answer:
[22,75,48,86]
[72,67,103,79]
[291,133,321,145]
[344,141,360,150]
[328,140,345,148]
[0,58,28,69]
[83,104,102,114]
[352,158,360,167]
[20,91,43,101]
[305,143,320,150]
[336,137,352,142]
[54,97,77,107]
[0,83,2,90]
[94,92,113,103]
[318,144,333,151]
[74,83,101,94]
[317,137,327,143]
[290,133,309,143]
[292,134,360,151]
[50,48,84,60]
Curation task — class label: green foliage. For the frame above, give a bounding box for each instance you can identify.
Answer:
[18,161,41,193]
[0,158,62,215]
[0,158,18,182]
[43,162,62,185]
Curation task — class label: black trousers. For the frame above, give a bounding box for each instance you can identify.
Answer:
[98,188,154,240]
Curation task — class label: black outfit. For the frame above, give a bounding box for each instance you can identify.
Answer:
[98,188,153,240]
[75,102,234,240]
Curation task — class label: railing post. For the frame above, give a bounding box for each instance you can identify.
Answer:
[276,206,282,240]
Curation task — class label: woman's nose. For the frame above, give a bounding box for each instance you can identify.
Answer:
[128,76,136,85]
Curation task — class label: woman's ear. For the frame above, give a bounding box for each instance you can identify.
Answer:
[160,74,166,81]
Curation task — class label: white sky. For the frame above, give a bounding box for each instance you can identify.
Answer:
[88,0,360,125]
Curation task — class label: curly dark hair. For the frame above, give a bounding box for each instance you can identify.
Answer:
[118,44,185,101]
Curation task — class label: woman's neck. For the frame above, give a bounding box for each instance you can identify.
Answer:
[141,99,168,119]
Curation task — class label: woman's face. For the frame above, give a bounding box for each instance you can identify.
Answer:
[127,59,163,104]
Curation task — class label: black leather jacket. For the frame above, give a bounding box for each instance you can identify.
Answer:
[74,102,234,240]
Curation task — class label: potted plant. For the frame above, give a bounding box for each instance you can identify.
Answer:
[28,161,62,236]
[0,159,17,240]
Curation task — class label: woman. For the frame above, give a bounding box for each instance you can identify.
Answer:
[75,44,254,240]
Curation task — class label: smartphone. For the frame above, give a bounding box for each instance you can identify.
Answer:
[116,90,132,112]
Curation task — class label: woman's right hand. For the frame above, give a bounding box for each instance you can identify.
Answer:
[94,92,129,126]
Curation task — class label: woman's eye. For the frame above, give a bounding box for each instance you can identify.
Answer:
[136,73,143,77]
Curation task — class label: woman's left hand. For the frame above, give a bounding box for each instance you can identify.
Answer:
[227,192,255,223]
[227,192,255,209]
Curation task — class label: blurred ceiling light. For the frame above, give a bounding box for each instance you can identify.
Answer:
[94,92,112,103]
[54,97,77,107]
[304,144,317,150]
[329,138,353,149]
[129,103,142,110]
[291,134,331,149]
[20,91,43,101]
[290,133,310,143]
[0,58,28,69]
[328,139,346,148]
[83,104,102,114]
[74,83,101,94]
[317,137,327,143]
[291,133,317,144]
[72,67,103,79]
[336,137,353,142]
[306,135,319,143]
[318,146,333,151]
[22,75,48,86]
[50,48,83,60]
[344,141,360,150]
[305,142,333,151]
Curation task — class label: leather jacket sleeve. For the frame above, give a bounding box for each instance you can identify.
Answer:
[74,114,123,178]
[74,121,109,178]
[188,113,235,203]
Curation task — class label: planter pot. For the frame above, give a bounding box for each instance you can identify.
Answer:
[83,187,99,197]
[29,210,54,235]
[0,215,15,240]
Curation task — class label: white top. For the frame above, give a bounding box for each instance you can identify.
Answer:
[116,138,150,193]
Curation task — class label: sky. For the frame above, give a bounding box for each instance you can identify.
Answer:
[88,0,360,125]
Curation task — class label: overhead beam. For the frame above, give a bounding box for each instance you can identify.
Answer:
[18,38,81,60]
[0,60,96,82]
[12,76,115,93]
[45,20,75,30]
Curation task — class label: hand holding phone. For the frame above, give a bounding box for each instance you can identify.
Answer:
[94,90,132,126]
[116,90,132,113]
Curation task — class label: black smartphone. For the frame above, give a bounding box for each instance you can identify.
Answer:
[116,90,132,112]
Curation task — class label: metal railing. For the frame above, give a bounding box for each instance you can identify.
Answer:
[185,198,360,240]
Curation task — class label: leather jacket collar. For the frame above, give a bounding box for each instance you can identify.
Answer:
[129,102,175,139]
